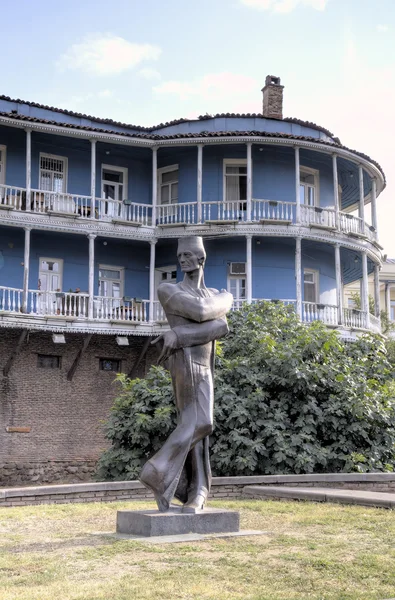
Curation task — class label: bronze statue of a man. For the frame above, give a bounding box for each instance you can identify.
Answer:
[139,236,233,512]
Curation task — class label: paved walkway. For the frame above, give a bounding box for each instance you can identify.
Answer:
[244,486,395,508]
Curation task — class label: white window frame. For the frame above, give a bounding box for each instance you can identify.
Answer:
[101,164,128,202]
[38,257,64,292]
[98,264,125,299]
[227,262,247,302]
[39,153,68,193]
[155,265,177,299]
[390,299,395,322]
[223,159,247,204]
[0,145,6,185]
[303,268,319,303]
[300,165,319,207]
[157,164,179,206]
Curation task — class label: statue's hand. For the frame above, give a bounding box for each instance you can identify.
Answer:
[152,330,178,363]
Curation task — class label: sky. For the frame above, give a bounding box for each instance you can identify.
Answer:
[1,0,395,253]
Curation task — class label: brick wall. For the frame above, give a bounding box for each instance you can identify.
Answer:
[1,474,395,508]
[0,328,157,485]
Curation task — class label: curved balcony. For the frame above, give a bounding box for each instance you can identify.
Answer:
[0,184,378,245]
[0,287,380,336]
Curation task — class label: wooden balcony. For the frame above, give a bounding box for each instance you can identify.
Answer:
[0,287,381,336]
[0,184,378,244]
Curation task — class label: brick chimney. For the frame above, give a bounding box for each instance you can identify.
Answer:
[261,75,284,119]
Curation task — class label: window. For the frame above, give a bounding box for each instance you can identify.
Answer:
[98,265,124,299]
[300,166,319,206]
[155,266,177,298]
[391,300,395,321]
[39,154,67,193]
[224,160,247,204]
[0,145,6,186]
[303,269,319,303]
[228,262,247,304]
[158,165,178,205]
[348,297,357,309]
[99,358,121,372]
[37,354,61,369]
[101,165,127,202]
[38,258,63,292]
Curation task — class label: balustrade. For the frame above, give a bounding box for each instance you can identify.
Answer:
[93,296,149,322]
[300,205,336,229]
[0,286,23,312]
[342,307,368,330]
[28,290,89,317]
[157,202,197,225]
[252,199,295,222]
[202,201,247,222]
[302,302,338,325]
[97,198,151,225]
[0,184,25,210]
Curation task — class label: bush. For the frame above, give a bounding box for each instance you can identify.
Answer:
[96,302,395,480]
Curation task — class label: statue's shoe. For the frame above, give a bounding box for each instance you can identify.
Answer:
[139,462,169,513]
[182,487,208,513]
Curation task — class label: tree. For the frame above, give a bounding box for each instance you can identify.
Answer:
[96,302,395,480]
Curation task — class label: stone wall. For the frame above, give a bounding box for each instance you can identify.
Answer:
[1,474,395,508]
[0,328,157,485]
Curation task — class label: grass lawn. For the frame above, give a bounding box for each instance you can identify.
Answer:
[0,499,394,600]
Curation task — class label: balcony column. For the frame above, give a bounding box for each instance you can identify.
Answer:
[358,165,365,228]
[90,140,96,219]
[295,237,302,319]
[373,263,381,318]
[197,144,203,224]
[386,283,391,320]
[295,147,301,225]
[246,142,252,222]
[246,235,252,304]
[25,129,31,210]
[152,147,158,227]
[371,178,378,232]
[361,251,370,329]
[334,243,343,325]
[332,154,339,230]
[88,234,96,319]
[149,240,157,322]
[22,227,31,312]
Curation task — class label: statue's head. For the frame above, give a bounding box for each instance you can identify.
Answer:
[177,236,206,273]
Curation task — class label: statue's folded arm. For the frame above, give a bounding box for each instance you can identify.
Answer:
[172,318,229,348]
[158,285,233,323]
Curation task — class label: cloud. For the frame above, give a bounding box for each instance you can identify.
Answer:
[57,33,161,76]
[138,67,161,81]
[376,24,389,32]
[98,89,114,98]
[240,0,328,13]
[154,72,258,102]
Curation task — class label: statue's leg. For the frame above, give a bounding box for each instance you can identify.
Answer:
[182,367,214,512]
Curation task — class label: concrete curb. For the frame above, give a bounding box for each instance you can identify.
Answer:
[243,486,395,509]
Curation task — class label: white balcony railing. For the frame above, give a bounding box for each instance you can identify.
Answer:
[252,199,295,222]
[342,307,368,330]
[97,198,151,225]
[202,201,247,222]
[300,205,336,229]
[0,286,23,312]
[93,296,149,322]
[302,302,338,325]
[0,184,26,210]
[29,290,89,317]
[31,190,92,217]
[157,202,197,225]
[0,183,380,243]
[153,301,167,322]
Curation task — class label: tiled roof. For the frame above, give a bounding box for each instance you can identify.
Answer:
[0,110,385,183]
[0,94,336,138]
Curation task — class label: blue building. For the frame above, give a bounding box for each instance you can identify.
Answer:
[0,76,385,484]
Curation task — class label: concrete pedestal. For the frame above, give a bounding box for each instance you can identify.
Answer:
[116,506,240,537]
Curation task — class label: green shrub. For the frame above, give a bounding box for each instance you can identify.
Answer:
[96,302,395,480]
